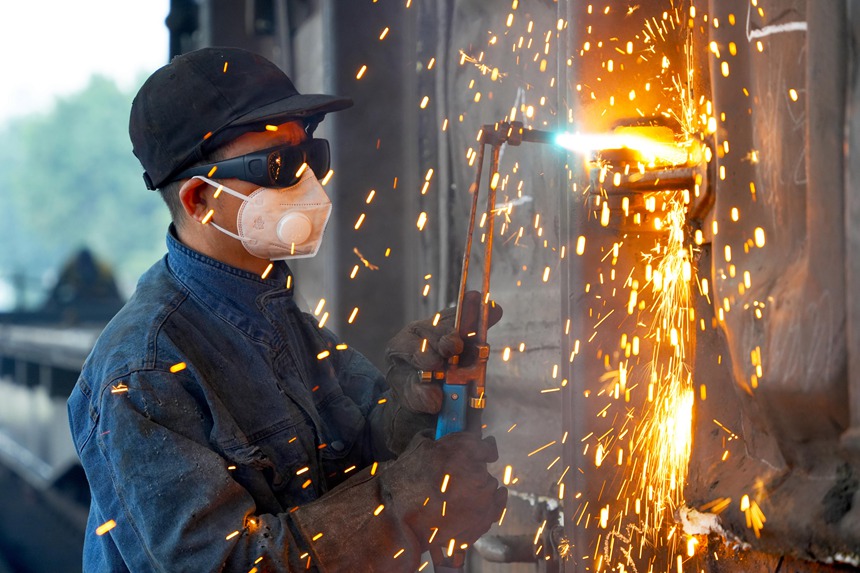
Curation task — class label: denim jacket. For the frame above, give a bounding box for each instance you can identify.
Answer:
[67,228,393,572]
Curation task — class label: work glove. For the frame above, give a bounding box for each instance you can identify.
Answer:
[291,431,508,572]
[383,291,503,453]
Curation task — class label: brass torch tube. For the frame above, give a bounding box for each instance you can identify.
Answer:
[455,143,486,335]
[480,145,501,345]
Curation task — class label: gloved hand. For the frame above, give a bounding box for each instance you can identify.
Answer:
[291,431,508,572]
[382,291,503,453]
[387,431,507,548]
[385,291,502,414]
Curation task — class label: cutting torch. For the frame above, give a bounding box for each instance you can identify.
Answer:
[429,121,555,572]
[427,119,710,571]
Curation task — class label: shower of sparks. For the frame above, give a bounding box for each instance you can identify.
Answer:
[631,196,695,537]
[571,8,708,572]
[563,2,725,570]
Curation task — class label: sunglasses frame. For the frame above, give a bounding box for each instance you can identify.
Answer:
[171,138,330,188]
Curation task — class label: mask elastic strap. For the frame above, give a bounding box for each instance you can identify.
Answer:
[192,176,249,202]
[209,221,249,243]
[191,176,257,243]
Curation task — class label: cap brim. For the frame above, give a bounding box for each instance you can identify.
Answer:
[231,93,354,127]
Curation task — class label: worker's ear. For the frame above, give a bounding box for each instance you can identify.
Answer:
[178,177,211,223]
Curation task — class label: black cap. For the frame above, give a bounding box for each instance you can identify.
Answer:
[130,46,353,190]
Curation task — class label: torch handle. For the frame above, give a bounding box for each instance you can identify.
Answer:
[435,383,469,439]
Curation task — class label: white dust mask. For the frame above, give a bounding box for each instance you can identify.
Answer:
[194,168,332,260]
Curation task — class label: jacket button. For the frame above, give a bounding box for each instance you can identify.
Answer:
[330,440,345,452]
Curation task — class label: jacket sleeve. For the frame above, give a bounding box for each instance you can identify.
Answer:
[291,464,424,572]
[74,368,317,572]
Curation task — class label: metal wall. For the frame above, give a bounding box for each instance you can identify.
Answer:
[559,0,860,571]
[686,0,859,565]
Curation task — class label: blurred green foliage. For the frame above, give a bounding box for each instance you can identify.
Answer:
[0,74,170,302]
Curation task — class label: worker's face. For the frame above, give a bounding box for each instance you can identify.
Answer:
[198,120,310,272]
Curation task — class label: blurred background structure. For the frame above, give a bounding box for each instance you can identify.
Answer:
[1,1,859,572]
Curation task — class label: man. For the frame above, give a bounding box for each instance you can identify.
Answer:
[68,47,506,572]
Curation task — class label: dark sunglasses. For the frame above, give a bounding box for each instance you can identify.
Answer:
[172,139,331,188]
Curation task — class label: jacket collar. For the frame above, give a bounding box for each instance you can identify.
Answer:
[165,226,295,342]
